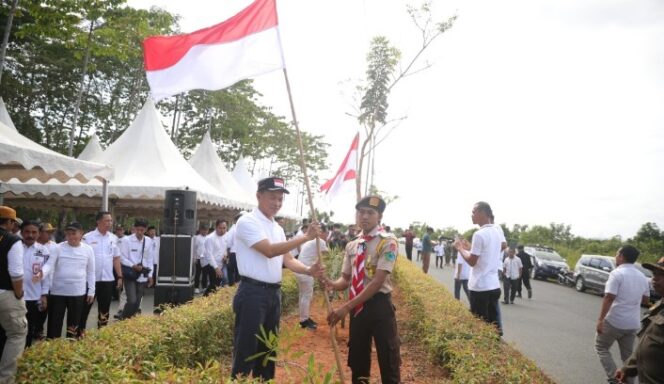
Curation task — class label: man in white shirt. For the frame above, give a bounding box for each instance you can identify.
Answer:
[79,211,122,335]
[20,220,50,347]
[296,224,329,330]
[146,226,160,280]
[0,206,26,381]
[231,177,322,381]
[502,247,522,304]
[40,222,95,339]
[454,239,471,301]
[224,212,244,286]
[193,225,209,294]
[119,219,154,319]
[595,245,650,384]
[203,220,228,295]
[454,201,502,334]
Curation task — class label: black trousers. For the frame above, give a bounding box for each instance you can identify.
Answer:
[469,288,502,332]
[503,278,519,303]
[231,280,281,380]
[25,300,47,347]
[518,269,532,294]
[80,281,115,331]
[203,265,221,296]
[194,259,208,289]
[405,244,413,261]
[47,295,84,339]
[348,293,401,384]
[227,252,240,286]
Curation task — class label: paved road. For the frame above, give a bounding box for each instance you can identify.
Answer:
[407,255,643,384]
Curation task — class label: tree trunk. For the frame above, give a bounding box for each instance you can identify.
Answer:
[68,20,95,156]
[0,0,19,87]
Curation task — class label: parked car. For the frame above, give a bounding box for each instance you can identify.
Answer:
[525,246,569,280]
[574,255,660,303]
[574,255,615,293]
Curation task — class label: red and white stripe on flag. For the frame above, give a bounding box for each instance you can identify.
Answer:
[143,0,284,101]
[320,133,359,202]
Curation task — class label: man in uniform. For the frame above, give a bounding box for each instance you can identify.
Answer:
[516,245,533,299]
[231,177,322,381]
[615,256,664,384]
[0,206,26,382]
[325,195,401,384]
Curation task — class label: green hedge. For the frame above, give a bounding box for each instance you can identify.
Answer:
[16,272,299,383]
[394,259,554,383]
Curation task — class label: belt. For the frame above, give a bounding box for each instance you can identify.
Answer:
[366,291,391,304]
[240,276,281,289]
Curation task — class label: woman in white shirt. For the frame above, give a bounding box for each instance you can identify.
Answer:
[40,222,95,339]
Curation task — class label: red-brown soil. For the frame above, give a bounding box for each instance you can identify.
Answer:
[274,288,448,383]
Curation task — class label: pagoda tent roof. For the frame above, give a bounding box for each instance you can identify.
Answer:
[77,133,103,161]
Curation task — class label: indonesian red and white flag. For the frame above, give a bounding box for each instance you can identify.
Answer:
[320,133,359,202]
[143,0,284,101]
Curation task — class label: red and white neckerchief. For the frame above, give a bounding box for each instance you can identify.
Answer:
[349,228,383,316]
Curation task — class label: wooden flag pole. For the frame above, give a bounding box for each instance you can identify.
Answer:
[282,68,346,384]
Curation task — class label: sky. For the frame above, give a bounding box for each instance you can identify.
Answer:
[129,0,664,239]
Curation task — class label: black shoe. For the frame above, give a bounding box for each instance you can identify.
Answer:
[114,311,123,320]
[300,319,317,330]
[510,301,515,304]
[308,318,318,326]
[503,301,509,304]
[528,289,532,299]
[516,293,522,298]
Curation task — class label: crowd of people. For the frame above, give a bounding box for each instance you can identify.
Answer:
[2,193,662,384]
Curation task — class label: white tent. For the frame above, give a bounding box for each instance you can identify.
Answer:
[231,157,301,219]
[0,98,17,132]
[2,100,246,215]
[77,133,103,161]
[231,157,257,196]
[0,117,113,184]
[188,131,254,210]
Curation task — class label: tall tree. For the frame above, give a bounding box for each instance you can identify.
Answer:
[352,2,456,200]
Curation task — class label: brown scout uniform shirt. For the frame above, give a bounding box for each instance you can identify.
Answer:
[622,299,664,384]
[342,226,398,295]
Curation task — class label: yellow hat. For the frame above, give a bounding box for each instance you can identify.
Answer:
[43,223,55,232]
[0,206,17,221]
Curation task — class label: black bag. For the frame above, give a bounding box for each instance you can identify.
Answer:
[121,264,139,281]
[121,238,145,281]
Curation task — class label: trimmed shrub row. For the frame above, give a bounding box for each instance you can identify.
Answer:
[16,272,299,383]
[393,259,554,383]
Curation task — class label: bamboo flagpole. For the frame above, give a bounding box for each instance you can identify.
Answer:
[282,68,346,384]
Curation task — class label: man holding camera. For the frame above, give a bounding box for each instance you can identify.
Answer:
[119,219,154,319]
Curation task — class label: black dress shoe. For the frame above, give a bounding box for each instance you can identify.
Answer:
[300,319,317,330]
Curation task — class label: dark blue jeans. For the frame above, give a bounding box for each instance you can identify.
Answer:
[231,281,281,380]
[454,279,469,300]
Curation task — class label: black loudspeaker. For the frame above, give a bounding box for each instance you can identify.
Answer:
[163,189,197,235]
[155,234,194,308]
[154,285,194,309]
[157,234,194,285]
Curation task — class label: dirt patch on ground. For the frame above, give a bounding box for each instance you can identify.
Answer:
[274,288,448,383]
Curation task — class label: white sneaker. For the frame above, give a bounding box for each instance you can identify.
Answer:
[194,288,200,294]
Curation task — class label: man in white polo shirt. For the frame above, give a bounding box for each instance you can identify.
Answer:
[231,177,322,381]
[595,245,649,384]
[202,219,228,295]
[79,211,122,336]
[454,201,502,334]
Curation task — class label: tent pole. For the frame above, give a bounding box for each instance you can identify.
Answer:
[101,179,109,211]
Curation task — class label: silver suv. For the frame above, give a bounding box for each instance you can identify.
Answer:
[574,255,615,293]
[574,255,660,303]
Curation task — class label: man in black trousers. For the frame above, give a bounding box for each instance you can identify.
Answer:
[516,245,533,299]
